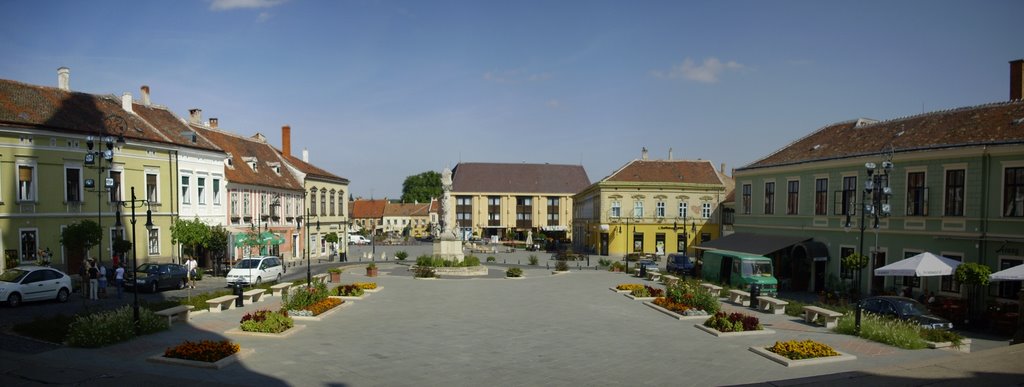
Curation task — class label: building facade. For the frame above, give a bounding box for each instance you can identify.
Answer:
[350,199,387,236]
[573,152,732,257]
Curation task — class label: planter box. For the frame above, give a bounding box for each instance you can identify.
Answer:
[695,324,776,337]
[366,268,378,277]
[225,324,306,338]
[329,272,342,283]
[625,294,656,301]
[291,300,349,321]
[147,348,254,369]
[642,302,710,321]
[505,276,525,279]
[925,338,971,352]
[552,270,570,275]
[609,287,633,293]
[748,346,857,367]
[362,286,382,293]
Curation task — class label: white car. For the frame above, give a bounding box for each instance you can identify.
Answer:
[0,266,72,307]
[349,235,371,245]
[226,256,284,286]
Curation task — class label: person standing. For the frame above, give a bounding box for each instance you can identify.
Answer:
[185,256,198,289]
[97,263,108,299]
[114,264,125,299]
[87,260,99,300]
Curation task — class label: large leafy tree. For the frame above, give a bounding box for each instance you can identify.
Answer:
[61,220,102,259]
[206,225,230,276]
[400,171,442,203]
[170,218,211,261]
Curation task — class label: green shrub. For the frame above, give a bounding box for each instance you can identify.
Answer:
[609,261,625,271]
[703,312,762,332]
[416,255,434,266]
[193,267,205,281]
[506,267,523,277]
[415,266,437,278]
[336,284,365,297]
[283,281,329,311]
[486,256,496,262]
[834,312,926,349]
[395,251,409,261]
[67,306,168,347]
[239,309,294,333]
[665,279,720,314]
[464,255,481,266]
[555,260,569,271]
[597,258,612,268]
[528,255,539,266]
[919,328,964,348]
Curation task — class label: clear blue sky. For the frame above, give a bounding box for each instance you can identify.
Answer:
[2,0,1021,199]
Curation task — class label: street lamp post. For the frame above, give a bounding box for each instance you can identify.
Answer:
[847,158,894,334]
[83,121,126,267]
[114,186,152,336]
[299,202,320,288]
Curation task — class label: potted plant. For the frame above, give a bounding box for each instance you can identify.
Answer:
[366,262,378,277]
[327,267,343,283]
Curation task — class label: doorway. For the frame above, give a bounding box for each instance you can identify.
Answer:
[599,233,608,256]
[872,251,887,294]
[719,256,733,284]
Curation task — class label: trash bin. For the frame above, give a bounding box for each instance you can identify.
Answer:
[639,264,647,278]
[234,282,244,307]
[749,283,761,308]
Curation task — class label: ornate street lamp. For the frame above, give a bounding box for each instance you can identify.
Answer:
[83,116,126,267]
[114,186,152,335]
[847,155,894,334]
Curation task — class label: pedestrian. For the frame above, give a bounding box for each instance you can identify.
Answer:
[87,260,99,300]
[114,264,125,299]
[185,256,198,289]
[97,263,108,299]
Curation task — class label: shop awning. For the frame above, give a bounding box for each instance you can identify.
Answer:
[695,232,810,256]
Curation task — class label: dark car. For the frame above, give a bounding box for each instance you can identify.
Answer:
[860,296,953,330]
[125,263,189,293]
[666,254,695,276]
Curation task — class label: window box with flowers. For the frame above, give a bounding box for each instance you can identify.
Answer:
[749,340,856,367]
[148,339,253,369]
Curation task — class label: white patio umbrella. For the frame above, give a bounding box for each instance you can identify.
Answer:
[873,252,962,277]
[526,230,533,246]
[990,264,1024,282]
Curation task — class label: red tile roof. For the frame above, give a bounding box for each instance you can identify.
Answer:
[279,152,349,184]
[742,100,1024,170]
[604,160,724,185]
[191,125,303,191]
[383,202,431,217]
[350,199,388,219]
[451,163,590,194]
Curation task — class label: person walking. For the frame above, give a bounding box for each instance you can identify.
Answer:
[185,256,198,289]
[114,264,125,299]
[97,263,108,299]
[87,260,99,300]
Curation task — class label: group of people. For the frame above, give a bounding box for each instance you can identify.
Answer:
[84,258,126,300]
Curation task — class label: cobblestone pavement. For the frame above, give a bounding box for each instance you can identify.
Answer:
[1,257,1021,386]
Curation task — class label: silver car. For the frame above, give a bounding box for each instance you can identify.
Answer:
[0,266,72,307]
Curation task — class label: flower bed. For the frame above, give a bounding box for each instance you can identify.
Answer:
[353,282,377,290]
[336,284,365,297]
[164,340,239,363]
[662,279,721,315]
[240,309,294,333]
[615,284,645,292]
[304,297,343,316]
[66,305,169,348]
[703,312,762,332]
[630,285,664,298]
[750,340,856,367]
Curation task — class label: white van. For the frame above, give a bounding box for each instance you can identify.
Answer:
[349,234,371,245]
[226,256,284,286]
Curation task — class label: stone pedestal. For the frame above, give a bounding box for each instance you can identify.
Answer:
[433,239,464,262]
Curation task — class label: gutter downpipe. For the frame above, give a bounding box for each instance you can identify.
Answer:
[979,146,990,266]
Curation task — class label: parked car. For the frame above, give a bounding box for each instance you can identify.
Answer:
[126,263,189,293]
[666,254,695,276]
[0,266,72,307]
[349,235,371,245]
[636,259,660,276]
[860,296,954,330]
[226,256,284,286]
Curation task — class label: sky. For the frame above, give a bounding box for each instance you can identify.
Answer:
[1,0,1021,199]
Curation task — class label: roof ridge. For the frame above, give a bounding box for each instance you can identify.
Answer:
[857,99,1024,130]
[742,119,859,168]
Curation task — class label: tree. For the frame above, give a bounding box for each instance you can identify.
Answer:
[61,220,101,262]
[171,218,211,262]
[400,171,442,203]
[955,262,992,327]
[324,232,340,256]
[206,225,230,276]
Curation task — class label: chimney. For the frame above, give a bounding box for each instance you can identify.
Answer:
[140,85,151,106]
[188,108,202,124]
[1012,59,1024,101]
[121,92,133,113]
[641,147,648,161]
[720,163,726,173]
[57,67,70,91]
[282,125,292,158]
[209,118,218,128]
[302,148,309,163]
[668,147,673,160]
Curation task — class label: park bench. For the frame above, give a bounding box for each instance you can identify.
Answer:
[700,283,723,296]
[661,274,680,286]
[270,282,293,297]
[803,306,844,328]
[242,289,266,304]
[646,272,662,281]
[756,296,789,315]
[206,295,237,313]
[312,273,329,283]
[728,289,751,305]
[155,305,194,326]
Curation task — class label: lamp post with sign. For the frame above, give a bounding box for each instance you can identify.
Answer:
[83,115,127,267]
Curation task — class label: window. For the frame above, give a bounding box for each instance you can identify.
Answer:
[108,170,122,203]
[678,202,688,219]
[330,190,336,216]
[997,259,1022,299]
[814,178,828,215]
[65,166,82,202]
[19,230,38,262]
[840,176,857,216]
[943,170,964,216]
[146,173,158,203]
[180,176,190,204]
[787,180,799,215]
[230,192,239,222]
[17,164,36,201]
[906,172,928,216]
[742,184,751,215]
[338,192,345,217]
[701,202,712,219]
[148,229,160,255]
[456,196,472,227]
[197,177,206,205]
[321,189,327,216]
[763,182,775,215]
[655,201,666,218]
[1004,167,1024,217]
[633,200,643,218]
[310,190,317,216]
[516,196,533,225]
[242,191,250,218]
[940,254,962,293]
[610,200,621,218]
[212,178,221,205]
[840,247,855,279]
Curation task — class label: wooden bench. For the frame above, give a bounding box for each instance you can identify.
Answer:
[728,289,751,305]
[155,305,194,325]
[270,282,293,297]
[756,296,789,315]
[242,289,266,304]
[206,295,237,313]
[700,283,723,296]
[803,306,844,328]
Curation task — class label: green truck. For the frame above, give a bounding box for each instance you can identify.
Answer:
[700,250,778,297]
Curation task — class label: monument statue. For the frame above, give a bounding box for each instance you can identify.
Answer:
[433,166,464,261]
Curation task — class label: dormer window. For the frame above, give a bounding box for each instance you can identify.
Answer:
[225,153,234,167]
[267,162,282,175]
[242,157,258,172]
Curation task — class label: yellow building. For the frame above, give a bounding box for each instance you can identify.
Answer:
[450,162,590,243]
[573,153,733,258]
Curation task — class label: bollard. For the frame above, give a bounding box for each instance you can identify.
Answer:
[234,282,244,307]
[749,283,761,309]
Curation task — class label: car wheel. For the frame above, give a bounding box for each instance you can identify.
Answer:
[57,288,70,303]
[178,279,187,290]
[150,282,159,293]
[255,276,262,286]
[7,293,21,307]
